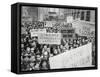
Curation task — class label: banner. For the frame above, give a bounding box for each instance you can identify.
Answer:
[75,25,95,37]
[32,21,45,28]
[61,28,75,38]
[45,21,56,27]
[49,43,92,69]
[66,16,73,23]
[38,33,61,44]
[78,26,91,36]
[30,29,46,37]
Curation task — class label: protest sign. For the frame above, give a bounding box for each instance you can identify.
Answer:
[75,24,95,37]
[78,26,91,36]
[45,21,56,27]
[33,21,45,28]
[66,16,73,23]
[38,33,61,44]
[30,29,46,37]
[49,43,92,69]
[61,28,75,38]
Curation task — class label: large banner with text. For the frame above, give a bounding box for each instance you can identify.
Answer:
[49,43,92,69]
[38,33,61,44]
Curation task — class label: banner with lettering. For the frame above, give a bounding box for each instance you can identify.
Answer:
[30,29,46,37]
[38,33,61,44]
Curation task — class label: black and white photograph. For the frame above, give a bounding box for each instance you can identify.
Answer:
[20,5,97,72]
[0,0,99,76]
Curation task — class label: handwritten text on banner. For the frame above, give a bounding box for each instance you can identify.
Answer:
[38,33,61,44]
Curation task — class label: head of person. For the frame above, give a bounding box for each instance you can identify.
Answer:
[28,39,32,43]
[60,45,63,49]
[30,62,35,68]
[31,41,36,47]
[31,48,34,53]
[30,55,35,62]
[73,39,76,43]
[77,40,80,44]
[42,61,47,68]
[35,37,38,41]
[26,47,31,53]
[23,54,29,62]
[40,60,49,70]
[70,45,73,50]
[53,48,58,55]
[23,38,26,42]
[21,44,24,48]
[57,45,60,49]
[21,38,24,43]
[34,63,40,70]
[44,45,47,50]
[32,36,37,41]
[36,54,41,62]
[36,48,41,54]
[82,38,85,43]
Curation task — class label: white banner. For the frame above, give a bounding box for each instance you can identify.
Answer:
[75,25,95,37]
[45,21,56,27]
[77,26,91,36]
[66,16,73,23]
[30,29,46,37]
[49,43,92,69]
[38,33,61,44]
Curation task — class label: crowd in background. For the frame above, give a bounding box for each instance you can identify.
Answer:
[21,21,95,71]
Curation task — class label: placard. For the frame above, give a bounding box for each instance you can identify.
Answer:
[32,21,45,28]
[78,26,91,36]
[45,21,56,27]
[30,29,46,37]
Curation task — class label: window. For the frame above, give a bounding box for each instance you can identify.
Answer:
[86,11,90,21]
[81,11,84,20]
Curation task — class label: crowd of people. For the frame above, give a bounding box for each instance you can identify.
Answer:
[21,21,95,71]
